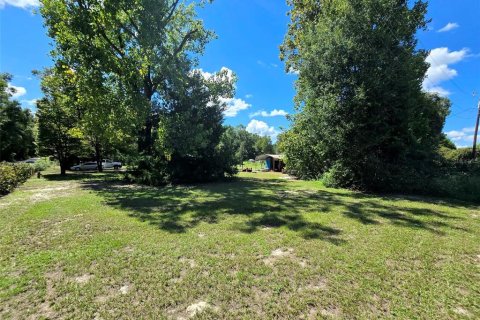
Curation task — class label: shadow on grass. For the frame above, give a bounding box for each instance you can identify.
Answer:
[41,172,471,244]
[44,171,125,182]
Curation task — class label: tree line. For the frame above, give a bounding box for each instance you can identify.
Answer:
[2,0,477,200]
[0,0,267,183]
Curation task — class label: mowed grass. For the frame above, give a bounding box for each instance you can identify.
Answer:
[0,168,479,319]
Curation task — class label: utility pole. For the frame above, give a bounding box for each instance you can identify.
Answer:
[473,98,480,160]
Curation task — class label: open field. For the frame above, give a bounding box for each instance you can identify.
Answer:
[1,168,479,319]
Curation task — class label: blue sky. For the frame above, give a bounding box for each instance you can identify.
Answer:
[1,0,479,146]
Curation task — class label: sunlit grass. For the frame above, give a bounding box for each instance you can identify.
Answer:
[0,168,478,319]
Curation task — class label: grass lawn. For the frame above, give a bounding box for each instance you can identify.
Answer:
[239,160,266,171]
[1,168,479,319]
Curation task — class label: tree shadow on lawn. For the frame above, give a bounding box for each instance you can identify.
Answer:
[66,175,472,242]
[44,171,125,182]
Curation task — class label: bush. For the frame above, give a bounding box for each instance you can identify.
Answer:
[429,151,480,203]
[439,147,474,162]
[31,158,52,172]
[430,173,480,203]
[125,155,170,186]
[0,162,35,195]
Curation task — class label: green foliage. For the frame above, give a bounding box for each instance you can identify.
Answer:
[222,125,276,165]
[0,162,34,195]
[439,133,456,150]
[36,67,84,175]
[40,0,215,154]
[130,69,238,184]
[280,0,449,192]
[439,146,474,162]
[40,0,237,182]
[430,173,480,203]
[431,145,480,202]
[0,73,36,161]
[31,158,53,172]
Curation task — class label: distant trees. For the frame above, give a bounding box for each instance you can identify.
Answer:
[222,125,275,164]
[0,74,36,162]
[280,0,450,191]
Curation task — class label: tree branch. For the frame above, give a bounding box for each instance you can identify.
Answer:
[174,29,198,56]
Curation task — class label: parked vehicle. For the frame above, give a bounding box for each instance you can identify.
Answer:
[70,160,122,171]
[22,158,40,164]
[102,159,122,170]
[70,162,98,171]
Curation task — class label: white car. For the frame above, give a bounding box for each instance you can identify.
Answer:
[70,162,98,171]
[23,158,40,164]
[70,160,122,171]
[102,159,122,170]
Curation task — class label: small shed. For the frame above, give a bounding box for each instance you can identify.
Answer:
[255,154,285,172]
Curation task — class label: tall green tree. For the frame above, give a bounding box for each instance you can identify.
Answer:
[254,136,275,155]
[0,74,36,161]
[36,67,83,175]
[281,0,449,191]
[157,68,237,182]
[73,70,139,171]
[40,0,214,154]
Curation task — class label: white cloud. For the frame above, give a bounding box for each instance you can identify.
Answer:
[193,67,248,117]
[222,97,251,117]
[446,127,478,147]
[257,60,280,69]
[438,22,459,33]
[249,109,288,118]
[287,67,299,76]
[426,86,451,97]
[245,94,253,99]
[423,47,468,96]
[6,84,27,98]
[0,0,39,9]
[21,98,38,107]
[246,119,279,139]
[194,67,235,83]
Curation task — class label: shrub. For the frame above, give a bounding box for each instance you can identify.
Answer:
[430,173,480,203]
[428,151,480,203]
[0,162,35,195]
[125,155,170,186]
[439,147,474,162]
[31,158,52,172]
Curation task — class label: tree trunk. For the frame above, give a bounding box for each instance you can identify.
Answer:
[138,75,155,154]
[95,142,103,172]
[60,161,67,175]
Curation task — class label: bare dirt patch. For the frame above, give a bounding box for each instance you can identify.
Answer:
[119,284,130,295]
[73,274,93,285]
[95,283,131,303]
[263,248,295,266]
[186,301,217,317]
[320,306,342,318]
[37,268,63,319]
[179,257,196,268]
[26,183,78,203]
[167,301,218,319]
[453,306,472,317]
[300,278,328,292]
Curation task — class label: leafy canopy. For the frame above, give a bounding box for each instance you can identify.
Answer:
[281,0,450,191]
